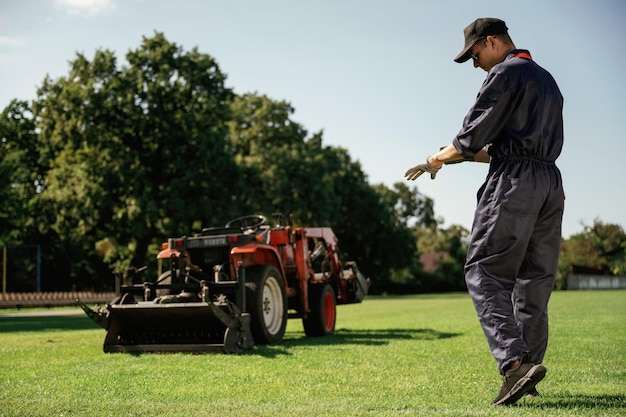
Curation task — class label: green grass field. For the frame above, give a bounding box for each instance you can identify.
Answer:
[1,291,624,417]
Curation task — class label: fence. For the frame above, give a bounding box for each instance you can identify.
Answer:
[0,292,116,309]
[567,274,626,290]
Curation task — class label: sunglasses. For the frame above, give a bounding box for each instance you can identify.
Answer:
[469,38,488,62]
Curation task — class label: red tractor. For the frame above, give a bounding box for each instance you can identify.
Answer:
[81,214,370,353]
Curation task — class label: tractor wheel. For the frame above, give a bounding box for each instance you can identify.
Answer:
[303,283,336,337]
[245,265,287,344]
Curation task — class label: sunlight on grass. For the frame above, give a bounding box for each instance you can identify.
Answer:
[0,291,624,416]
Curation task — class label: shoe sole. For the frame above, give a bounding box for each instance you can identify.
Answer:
[493,364,546,406]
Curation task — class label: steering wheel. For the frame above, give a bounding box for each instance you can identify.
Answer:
[225,215,268,233]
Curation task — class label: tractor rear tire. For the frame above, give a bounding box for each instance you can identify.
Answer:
[303,283,336,337]
[245,265,287,344]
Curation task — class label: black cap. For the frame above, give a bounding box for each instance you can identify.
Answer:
[454,18,508,63]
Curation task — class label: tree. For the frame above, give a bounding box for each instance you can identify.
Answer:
[409,222,469,292]
[227,94,430,291]
[1,32,463,293]
[389,182,437,229]
[0,100,41,245]
[227,93,338,221]
[557,219,626,289]
[0,101,47,291]
[30,32,236,288]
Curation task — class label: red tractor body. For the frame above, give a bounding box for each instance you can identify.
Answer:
[81,215,369,353]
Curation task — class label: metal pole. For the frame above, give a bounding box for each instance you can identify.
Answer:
[2,246,6,294]
[236,261,246,312]
[36,245,41,293]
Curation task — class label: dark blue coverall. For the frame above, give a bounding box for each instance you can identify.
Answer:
[452,49,565,374]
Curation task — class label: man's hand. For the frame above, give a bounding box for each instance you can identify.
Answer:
[405,158,440,180]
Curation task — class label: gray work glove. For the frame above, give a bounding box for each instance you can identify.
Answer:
[405,159,440,180]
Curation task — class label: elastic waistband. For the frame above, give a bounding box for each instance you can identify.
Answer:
[491,156,556,165]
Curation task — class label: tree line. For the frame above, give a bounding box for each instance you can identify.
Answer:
[1,33,623,294]
[0,33,447,294]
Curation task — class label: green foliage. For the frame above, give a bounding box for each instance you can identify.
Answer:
[0,292,624,416]
[227,93,334,220]
[401,223,470,292]
[3,33,240,289]
[0,100,41,245]
[1,32,439,292]
[226,94,427,291]
[557,219,626,289]
[9,31,617,294]
[33,33,236,271]
[386,181,437,228]
[0,102,48,290]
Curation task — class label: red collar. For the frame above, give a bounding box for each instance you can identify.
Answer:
[514,51,532,60]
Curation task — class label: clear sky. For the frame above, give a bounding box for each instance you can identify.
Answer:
[1,0,625,238]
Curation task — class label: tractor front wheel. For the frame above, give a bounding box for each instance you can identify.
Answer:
[246,265,287,344]
[303,283,336,337]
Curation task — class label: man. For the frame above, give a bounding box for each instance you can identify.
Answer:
[405,18,565,406]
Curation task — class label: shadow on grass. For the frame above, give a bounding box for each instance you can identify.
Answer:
[0,314,95,333]
[521,393,625,410]
[252,327,462,357]
[0,315,461,360]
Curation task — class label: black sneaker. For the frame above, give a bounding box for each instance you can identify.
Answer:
[526,387,541,397]
[492,358,546,406]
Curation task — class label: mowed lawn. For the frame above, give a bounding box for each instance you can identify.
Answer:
[0,291,624,417]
